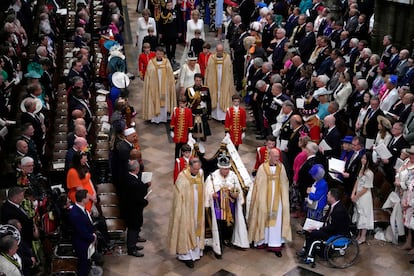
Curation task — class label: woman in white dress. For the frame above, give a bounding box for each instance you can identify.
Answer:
[136,9,157,55]
[395,148,414,252]
[333,71,352,111]
[180,9,205,65]
[351,151,374,244]
[179,52,201,95]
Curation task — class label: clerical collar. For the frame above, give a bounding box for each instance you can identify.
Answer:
[156,58,163,61]
[191,172,197,177]
[233,106,239,111]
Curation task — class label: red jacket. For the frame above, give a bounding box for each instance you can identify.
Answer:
[197,52,211,77]
[138,52,156,78]
[170,107,193,143]
[225,106,246,146]
[254,146,282,172]
[173,157,188,183]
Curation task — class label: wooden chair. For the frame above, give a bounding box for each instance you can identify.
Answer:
[105,218,126,242]
[96,183,116,194]
[98,194,119,206]
[101,206,121,219]
[373,208,391,229]
[51,244,78,275]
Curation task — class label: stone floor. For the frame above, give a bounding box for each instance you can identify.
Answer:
[102,1,414,275]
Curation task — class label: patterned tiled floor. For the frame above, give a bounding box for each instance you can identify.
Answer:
[102,1,414,275]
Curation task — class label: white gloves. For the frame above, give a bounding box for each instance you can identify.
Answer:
[225,133,230,139]
[170,131,174,139]
[188,133,193,141]
[242,132,245,140]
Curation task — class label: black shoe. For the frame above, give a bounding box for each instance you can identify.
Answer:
[181,260,194,268]
[128,250,144,257]
[137,237,147,243]
[296,250,306,258]
[223,240,231,247]
[410,260,414,264]
[214,253,222,259]
[135,245,144,251]
[275,251,282,257]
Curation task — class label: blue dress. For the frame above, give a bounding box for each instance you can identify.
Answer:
[307,178,328,221]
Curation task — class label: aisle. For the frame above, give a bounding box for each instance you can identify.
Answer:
[101,1,414,275]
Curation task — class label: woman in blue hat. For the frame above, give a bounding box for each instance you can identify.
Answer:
[305,164,328,221]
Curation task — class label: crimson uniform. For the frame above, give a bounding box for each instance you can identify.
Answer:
[253,146,282,174]
[173,157,188,183]
[224,106,246,147]
[170,107,193,158]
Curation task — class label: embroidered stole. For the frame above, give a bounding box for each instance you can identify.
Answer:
[264,163,281,227]
[184,169,204,236]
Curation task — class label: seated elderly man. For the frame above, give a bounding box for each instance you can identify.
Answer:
[297,188,350,263]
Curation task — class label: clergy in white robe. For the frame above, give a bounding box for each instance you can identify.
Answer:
[248,148,292,257]
[168,158,204,268]
[205,44,234,121]
[204,154,249,257]
[143,48,176,123]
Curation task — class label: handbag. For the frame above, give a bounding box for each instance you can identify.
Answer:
[306,198,318,210]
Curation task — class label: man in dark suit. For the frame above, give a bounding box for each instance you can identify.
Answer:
[290,14,306,47]
[110,127,136,214]
[298,22,316,63]
[20,98,45,157]
[345,8,359,36]
[68,87,93,132]
[231,24,249,91]
[320,115,342,158]
[285,7,300,37]
[262,14,277,54]
[284,56,304,94]
[262,83,290,135]
[399,58,414,87]
[342,136,365,197]
[286,114,308,180]
[359,96,384,147]
[159,1,183,63]
[381,122,409,184]
[387,89,413,123]
[125,160,150,257]
[297,188,351,262]
[272,28,289,72]
[297,142,321,208]
[69,190,96,276]
[346,79,368,129]
[1,187,36,246]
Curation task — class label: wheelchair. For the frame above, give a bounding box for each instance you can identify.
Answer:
[304,235,359,268]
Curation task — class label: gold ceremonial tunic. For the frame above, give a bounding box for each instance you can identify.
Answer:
[168,168,205,255]
[143,57,176,120]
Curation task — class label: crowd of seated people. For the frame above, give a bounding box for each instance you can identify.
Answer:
[0,0,142,275]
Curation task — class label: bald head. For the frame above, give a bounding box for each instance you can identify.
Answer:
[269,148,280,164]
[73,137,88,150]
[324,114,336,128]
[290,114,302,128]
